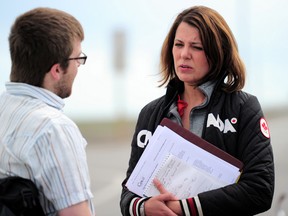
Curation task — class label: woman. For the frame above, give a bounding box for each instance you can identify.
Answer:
[120,5,274,216]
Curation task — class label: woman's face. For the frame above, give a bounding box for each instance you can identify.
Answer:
[172,22,210,86]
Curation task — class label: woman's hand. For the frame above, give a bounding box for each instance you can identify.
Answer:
[144,179,182,216]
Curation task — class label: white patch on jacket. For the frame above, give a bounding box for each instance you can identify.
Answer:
[207,113,237,133]
[137,130,152,148]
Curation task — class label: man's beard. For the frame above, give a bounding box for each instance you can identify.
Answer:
[55,79,72,99]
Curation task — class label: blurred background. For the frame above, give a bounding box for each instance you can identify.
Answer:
[1,0,287,215]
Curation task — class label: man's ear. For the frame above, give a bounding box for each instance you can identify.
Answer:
[49,63,62,81]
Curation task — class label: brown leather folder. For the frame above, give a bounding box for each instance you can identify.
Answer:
[160,118,243,170]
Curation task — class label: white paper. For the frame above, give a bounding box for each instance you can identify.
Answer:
[125,124,241,198]
[144,154,227,199]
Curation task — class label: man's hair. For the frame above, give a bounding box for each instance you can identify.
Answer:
[160,6,245,92]
[9,7,84,87]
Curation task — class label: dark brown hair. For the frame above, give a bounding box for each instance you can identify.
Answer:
[9,7,84,87]
[160,6,245,92]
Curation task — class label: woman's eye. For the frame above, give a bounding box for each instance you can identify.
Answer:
[174,43,183,47]
[193,46,204,50]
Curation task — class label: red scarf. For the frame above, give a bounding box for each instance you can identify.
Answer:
[177,95,188,117]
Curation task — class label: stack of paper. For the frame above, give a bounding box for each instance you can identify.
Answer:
[126,118,243,199]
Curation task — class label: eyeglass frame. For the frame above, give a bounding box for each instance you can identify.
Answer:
[66,52,87,65]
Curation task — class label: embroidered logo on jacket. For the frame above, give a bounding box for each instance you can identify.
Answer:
[137,130,152,148]
[207,113,237,133]
[260,118,270,138]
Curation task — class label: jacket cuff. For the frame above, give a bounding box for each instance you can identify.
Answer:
[129,197,149,216]
[180,196,203,216]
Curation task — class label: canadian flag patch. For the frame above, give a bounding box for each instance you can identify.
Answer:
[260,118,270,138]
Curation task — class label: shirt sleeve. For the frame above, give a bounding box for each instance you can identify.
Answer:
[28,119,94,212]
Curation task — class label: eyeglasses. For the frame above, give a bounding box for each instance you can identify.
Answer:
[66,52,87,65]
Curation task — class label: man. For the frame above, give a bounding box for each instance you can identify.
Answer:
[0,7,94,216]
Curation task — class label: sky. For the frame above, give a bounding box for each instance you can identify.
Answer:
[1,0,288,121]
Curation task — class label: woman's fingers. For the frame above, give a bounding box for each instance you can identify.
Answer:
[153,178,168,194]
[153,178,178,200]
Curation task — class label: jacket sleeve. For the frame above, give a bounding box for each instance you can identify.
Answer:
[120,97,166,215]
[120,103,156,216]
[120,120,143,215]
[196,95,275,216]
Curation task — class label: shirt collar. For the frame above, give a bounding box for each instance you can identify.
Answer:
[5,82,65,110]
[168,80,216,118]
[198,80,216,106]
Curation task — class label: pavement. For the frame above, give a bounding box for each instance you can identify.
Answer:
[86,113,288,216]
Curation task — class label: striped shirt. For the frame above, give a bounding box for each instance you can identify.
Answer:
[0,82,95,215]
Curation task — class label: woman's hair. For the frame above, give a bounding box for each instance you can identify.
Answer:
[9,7,84,87]
[160,5,245,92]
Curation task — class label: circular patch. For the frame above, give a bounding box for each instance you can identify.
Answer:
[260,118,270,138]
[231,117,237,124]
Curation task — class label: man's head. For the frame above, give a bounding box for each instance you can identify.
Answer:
[9,7,84,91]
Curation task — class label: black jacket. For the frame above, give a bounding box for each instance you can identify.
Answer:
[120,79,274,216]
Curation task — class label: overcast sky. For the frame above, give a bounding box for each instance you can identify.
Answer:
[1,0,287,121]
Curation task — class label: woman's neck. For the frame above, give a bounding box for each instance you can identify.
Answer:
[181,84,205,106]
[180,84,206,130]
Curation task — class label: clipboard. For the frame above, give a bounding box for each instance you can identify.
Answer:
[160,118,243,170]
[126,118,243,198]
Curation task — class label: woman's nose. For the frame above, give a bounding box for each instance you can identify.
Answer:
[181,47,191,59]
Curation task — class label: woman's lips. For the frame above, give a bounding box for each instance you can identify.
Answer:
[179,64,193,71]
